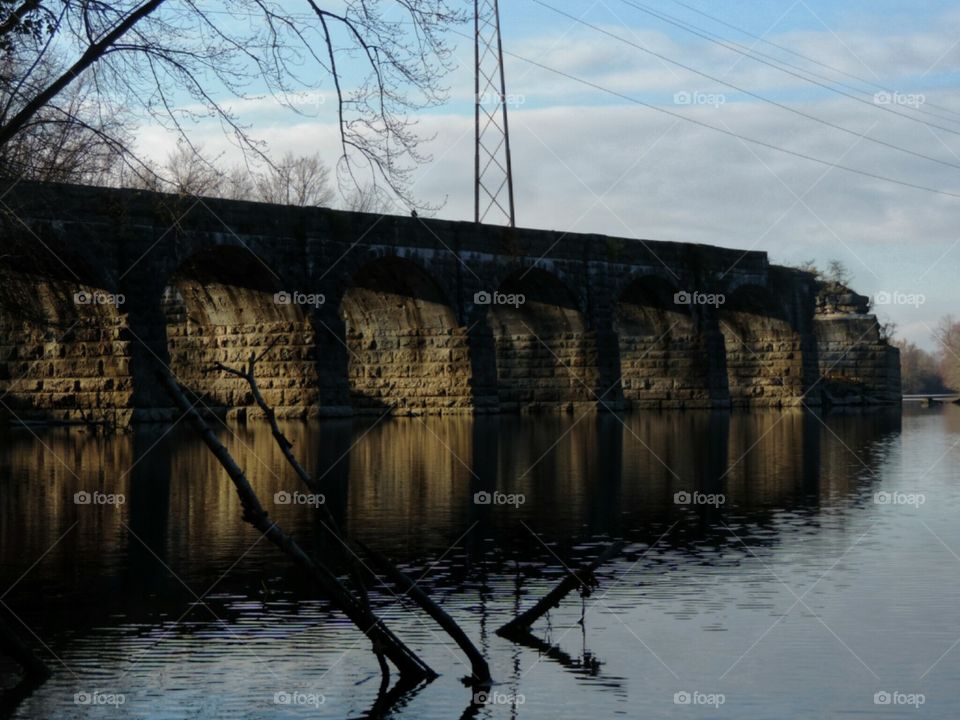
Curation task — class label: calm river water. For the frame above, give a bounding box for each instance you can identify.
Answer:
[2,406,959,719]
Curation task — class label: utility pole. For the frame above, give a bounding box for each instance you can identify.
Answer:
[475,0,516,227]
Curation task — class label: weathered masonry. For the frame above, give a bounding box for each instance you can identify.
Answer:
[0,181,900,425]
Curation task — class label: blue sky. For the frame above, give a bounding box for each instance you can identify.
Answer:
[136,0,960,351]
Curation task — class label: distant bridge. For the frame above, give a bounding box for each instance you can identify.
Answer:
[0,181,900,425]
[902,394,960,405]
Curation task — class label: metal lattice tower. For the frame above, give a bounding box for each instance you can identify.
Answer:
[475,0,516,227]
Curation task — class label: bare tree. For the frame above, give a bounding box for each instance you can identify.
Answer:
[254,151,333,207]
[0,51,133,182]
[936,316,960,391]
[343,182,395,213]
[221,163,254,201]
[893,338,948,394]
[825,259,852,286]
[161,141,222,196]
[0,1,466,204]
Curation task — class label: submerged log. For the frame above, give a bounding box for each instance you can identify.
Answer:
[357,540,492,686]
[497,541,626,638]
[211,348,369,604]
[212,350,492,687]
[159,369,435,684]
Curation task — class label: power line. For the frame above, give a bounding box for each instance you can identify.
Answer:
[619,0,960,128]
[446,27,960,200]
[667,0,960,122]
[532,0,960,174]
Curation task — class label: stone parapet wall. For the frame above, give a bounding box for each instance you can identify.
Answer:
[618,336,716,408]
[345,327,474,414]
[0,181,902,423]
[815,316,901,405]
[166,319,321,419]
[0,271,134,425]
[493,332,600,411]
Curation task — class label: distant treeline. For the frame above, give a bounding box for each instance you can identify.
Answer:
[893,318,960,394]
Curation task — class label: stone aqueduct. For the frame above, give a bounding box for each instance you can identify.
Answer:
[0,182,900,425]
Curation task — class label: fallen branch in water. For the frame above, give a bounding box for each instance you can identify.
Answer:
[497,541,626,639]
[210,344,369,604]
[158,368,435,684]
[210,347,492,687]
[357,540,492,686]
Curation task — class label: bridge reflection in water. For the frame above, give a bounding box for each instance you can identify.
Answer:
[0,408,902,591]
[0,407,927,718]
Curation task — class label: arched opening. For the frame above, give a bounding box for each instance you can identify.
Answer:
[615,276,711,408]
[163,246,318,418]
[339,256,472,414]
[486,268,598,411]
[0,235,132,424]
[719,285,805,405]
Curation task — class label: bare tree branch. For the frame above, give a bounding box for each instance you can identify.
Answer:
[157,367,436,684]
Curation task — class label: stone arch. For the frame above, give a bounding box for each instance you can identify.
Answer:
[615,275,713,408]
[486,267,599,411]
[162,245,319,418]
[0,226,133,424]
[718,284,806,405]
[339,255,472,414]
